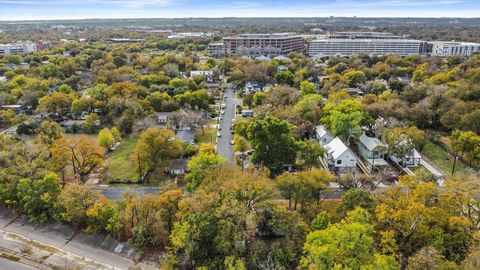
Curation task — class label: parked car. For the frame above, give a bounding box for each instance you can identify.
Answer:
[217,132,221,137]
[230,140,235,145]
[221,103,226,109]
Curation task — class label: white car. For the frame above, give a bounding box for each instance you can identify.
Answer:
[221,103,226,109]
[230,140,235,145]
[231,119,235,123]
[221,110,225,115]
[217,132,221,137]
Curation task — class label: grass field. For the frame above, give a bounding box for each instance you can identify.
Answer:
[195,127,217,145]
[107,137,139,181]
[421,142,474,178]
[410,164,435,181]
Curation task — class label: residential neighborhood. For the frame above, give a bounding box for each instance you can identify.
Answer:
[1,4,480,270]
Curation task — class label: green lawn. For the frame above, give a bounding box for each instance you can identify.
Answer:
[421,142,474,178]
[410,164,435,181]
[195,127,217,145]
[65,133,98,143]
[107,137,139,181]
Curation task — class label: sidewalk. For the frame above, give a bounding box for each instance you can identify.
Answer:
[0,208,157,270]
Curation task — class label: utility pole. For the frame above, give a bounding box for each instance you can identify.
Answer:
[451,155,458,176]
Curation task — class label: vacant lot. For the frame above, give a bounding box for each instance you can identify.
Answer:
[107,137,138,181]
[421,142,474,178]
[195,126,217,145]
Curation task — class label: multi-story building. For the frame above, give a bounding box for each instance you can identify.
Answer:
[222,33,305,57]
[307,38,421,57]
[431,41,480,56]
[168,32,214,40]
[208,42,225,57]
[325,32,403,39]
[419,41,433,54]
[0,42,37,55]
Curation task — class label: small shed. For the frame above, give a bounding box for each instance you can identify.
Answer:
[315,125,334,147]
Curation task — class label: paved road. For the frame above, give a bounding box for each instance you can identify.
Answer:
[0,257,35,270]
[216,83,237,162]
[95,186,162,200]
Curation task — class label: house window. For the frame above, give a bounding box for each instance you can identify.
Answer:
[336,160,342,165]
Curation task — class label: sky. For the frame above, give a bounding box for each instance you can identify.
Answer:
[0,0,479,21]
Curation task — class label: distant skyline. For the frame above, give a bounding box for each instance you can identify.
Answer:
[0,0,479,21]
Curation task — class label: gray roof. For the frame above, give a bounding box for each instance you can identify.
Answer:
[157,112,170,120]
[325,137,351,160]
[359,134,387,152]
[167,159,188,170]
[176,130,195,144]
[316,125,332,138]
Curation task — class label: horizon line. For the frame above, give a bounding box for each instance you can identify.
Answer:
[1,16,480,22]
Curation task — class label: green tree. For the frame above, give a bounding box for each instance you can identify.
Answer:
[321,99,365,145]
[233,135,250,153]
[16,173,62,222]
[343,70,367,87]
[86,197,122,237]
[300,80,316,96]
[275,70,295,86]
[83,113,100,133]
[311,211,330,230]
[407,246,457,270]
[252,92,267,107]
[450,130,480,171]
[111,127,122,142]
[169,77,189,89]
[56,182,100,227]
[37,92,75,119]
[247,116,298,176]
[276,168,332,210]
[383,130,416,167]
[133,127,184,178]
[98,128,115,151]
[38,120,64,146]
[147,91,171,112]
[51,136,105,182]
[337,188,374,215]
[301,207,399,270]
[297,140,325,170]
[185,151,226,191]
[4,54,23,64]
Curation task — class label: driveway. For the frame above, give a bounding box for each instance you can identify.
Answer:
[216,83,238,162]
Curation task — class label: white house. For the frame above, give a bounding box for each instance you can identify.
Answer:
[156,112,170,126]
[190,70,213,82]
[390,149,422,167]
[190,70,213,78]
[315,125,334,147]
[165,159,188,175]
[324,137,357,171]
[244,81,261,95]
[358,134,389,168]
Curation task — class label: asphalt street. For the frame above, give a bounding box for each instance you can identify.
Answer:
[216,83,237,162]
[95,186,161,200]
[0,257,35,270]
